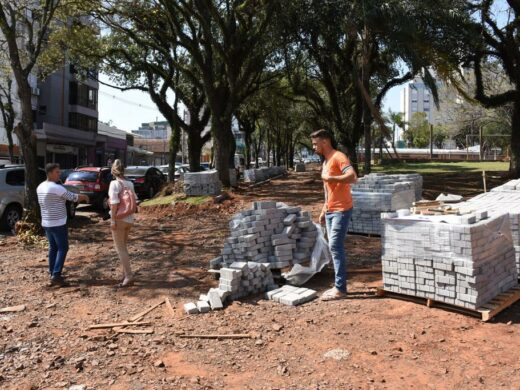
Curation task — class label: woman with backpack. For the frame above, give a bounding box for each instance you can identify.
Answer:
[109,159,138,287]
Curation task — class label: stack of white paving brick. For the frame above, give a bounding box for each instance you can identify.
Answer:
[490,178,520,192]
[265,285,317,306]
[244,166,286,183]
[211,201,320,269]
[184,261,277,314]
[183,170,222,196]
[455,190,520,275]
[381,211,518,310]
[349,173,420,235]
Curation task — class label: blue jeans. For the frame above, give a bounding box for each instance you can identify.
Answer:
[325,209,353,293]
[43,225,69,278]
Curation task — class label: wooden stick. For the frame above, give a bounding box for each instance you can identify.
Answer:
[128,298,165,322]
[113,327,154,334]
[0,305,26,313]
[164,297,175,318]
[88,321,151,330]
[178,334,253,340]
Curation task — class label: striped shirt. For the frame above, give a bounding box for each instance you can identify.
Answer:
[37,181,79,228]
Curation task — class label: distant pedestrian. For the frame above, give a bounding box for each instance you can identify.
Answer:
[37,163,89,287]
[109,159,138,287]
[311,129,357,301]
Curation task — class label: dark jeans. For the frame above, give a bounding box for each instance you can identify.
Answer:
[43,224,69,278]
[325,209,353,293]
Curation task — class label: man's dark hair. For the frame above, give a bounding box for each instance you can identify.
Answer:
[45,163,60,175]
[310,129,333,141]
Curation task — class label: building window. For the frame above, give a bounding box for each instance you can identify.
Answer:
[69,112,98,132]
[69,81,98,110]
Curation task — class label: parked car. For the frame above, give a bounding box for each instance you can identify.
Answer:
[199,162,211,170]
[59,168,74,183]
[65,167,112,210]
[0,165,79,230]
[175,165,191,180]
[125,166,166,199]
[158,163,182,176]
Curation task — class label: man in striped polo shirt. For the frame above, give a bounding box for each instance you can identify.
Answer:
[37,163,89,286]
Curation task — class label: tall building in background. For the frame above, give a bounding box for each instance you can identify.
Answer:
[131,121,171,139]
[35,64,99,168]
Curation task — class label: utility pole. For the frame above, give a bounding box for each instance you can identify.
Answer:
[430,124,433,160]
[479,125,483,161]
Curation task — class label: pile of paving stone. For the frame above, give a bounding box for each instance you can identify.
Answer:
[266,285,317,306]
[349,173,421,235]
[490,178,520,192]
[184,261,277,314]
[210,201,320,269]
[381,211,518,310]
[455,191,520,275]
[183,170,222,196]
[294,163,306,172]
[243,166,286,183]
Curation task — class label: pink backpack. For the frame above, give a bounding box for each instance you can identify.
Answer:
[114,180,137,219]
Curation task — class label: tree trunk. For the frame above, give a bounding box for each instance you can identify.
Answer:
[168,125,181,182]
[16,115,39,222]
[509,99,520,178]
[212,116,233,186]
[6,128,15,163]
[187,129,203,172]
[244,130,252,170]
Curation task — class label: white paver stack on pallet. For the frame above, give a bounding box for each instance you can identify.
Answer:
[381,212,518,310]
[183,170,222,196]
[184,261,277,314]
[454,190,520,275]
[213,201,320,269]
[490,178,520,192]
[244,166,286,183]
[349,173,420,235]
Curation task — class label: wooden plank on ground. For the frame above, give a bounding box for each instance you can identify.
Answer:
[478,287,520,322]
[88,321,151,330]
[113,327,154,334]
[164,297,175,318]
[178,333,253,340]
[0,305,26,313]
[128,298,165,322]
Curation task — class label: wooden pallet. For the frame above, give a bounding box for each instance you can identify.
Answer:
[377,286,520,322]
[347,232,380,238]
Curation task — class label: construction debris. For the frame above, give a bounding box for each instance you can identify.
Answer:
[381,212,518,310]
[88,321,151,330]
[178,333,253,339]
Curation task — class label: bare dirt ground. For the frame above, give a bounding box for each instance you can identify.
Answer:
[1,167,519,390]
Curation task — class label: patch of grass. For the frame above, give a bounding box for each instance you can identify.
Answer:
[369,161,509,175]
[140,194,211,207]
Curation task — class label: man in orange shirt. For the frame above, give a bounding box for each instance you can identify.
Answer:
[311,129,357,300]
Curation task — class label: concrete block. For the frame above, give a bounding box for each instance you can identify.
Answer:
[184,302,199,314]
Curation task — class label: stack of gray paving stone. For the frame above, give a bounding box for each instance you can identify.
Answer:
[183,170,222,196]
[266,285,317,306]
[455,191,520,275]
[381,212,518,310]
[294,163,306,173]
[349,174,419,235]
[243,166,286,183]
[216,201,320,269]
[490,178,520,192]
[184,261,277,314]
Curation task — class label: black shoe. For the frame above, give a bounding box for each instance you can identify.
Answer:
[50,275,69,287]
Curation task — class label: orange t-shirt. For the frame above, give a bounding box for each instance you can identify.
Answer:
[322,151,353,212]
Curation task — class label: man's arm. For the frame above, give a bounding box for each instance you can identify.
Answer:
[322,166,357,184]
